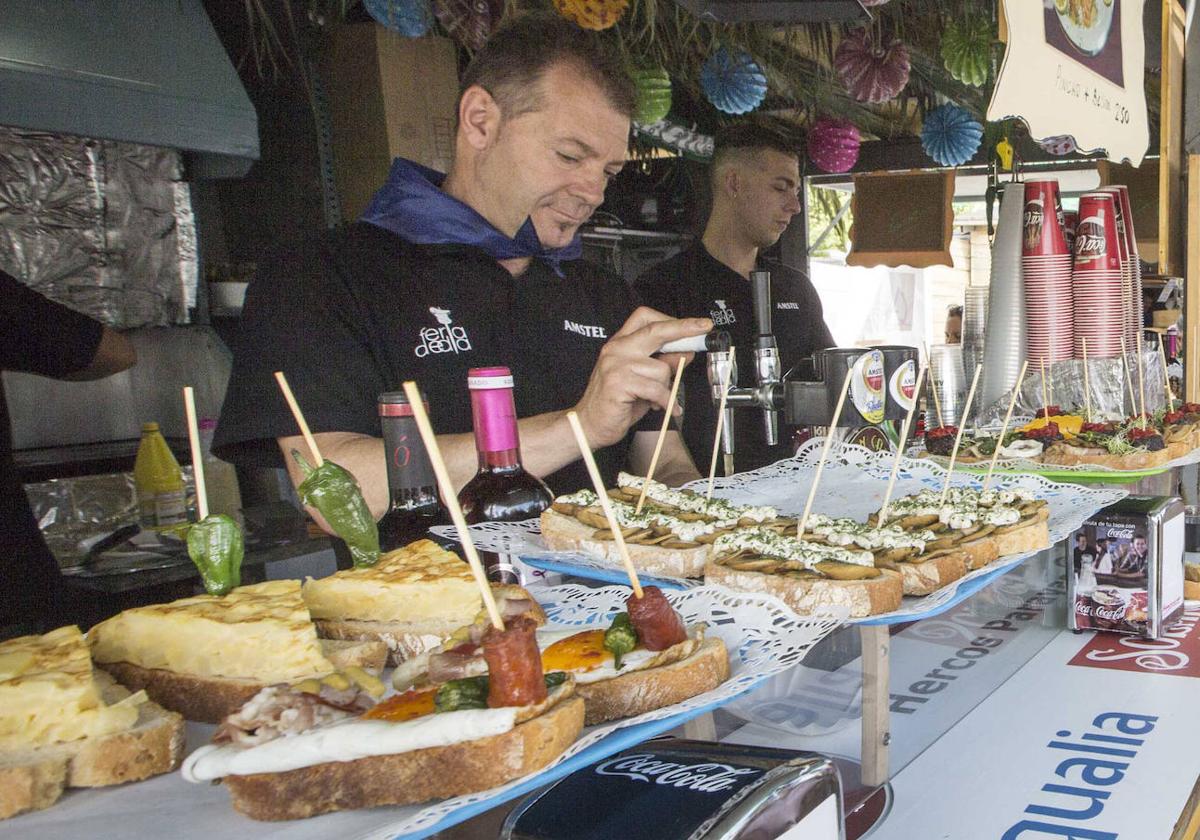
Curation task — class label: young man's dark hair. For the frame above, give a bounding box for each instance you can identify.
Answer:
[459,12,637,121]
[709,120,799,183]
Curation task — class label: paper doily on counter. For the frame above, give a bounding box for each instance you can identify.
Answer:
[434,440,1125,624]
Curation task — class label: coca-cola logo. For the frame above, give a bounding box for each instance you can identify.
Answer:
[1074,599,1128,622]
[1069,604,1200,676]
[1023,199,1044,248]
[593,754,761,792]
[1074,216,1107,260]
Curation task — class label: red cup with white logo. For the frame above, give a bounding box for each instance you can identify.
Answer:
[1022,178,1069,257]
[1073,193,1121,273]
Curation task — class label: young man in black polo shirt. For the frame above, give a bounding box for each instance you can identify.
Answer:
[215,13,708,516]
[635,122,834,474]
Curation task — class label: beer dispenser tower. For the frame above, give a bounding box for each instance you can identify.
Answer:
[696,270,919,473]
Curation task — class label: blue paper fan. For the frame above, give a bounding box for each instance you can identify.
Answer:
[921,103,983,167]
[363,0,432,37]
[701,48,767,115]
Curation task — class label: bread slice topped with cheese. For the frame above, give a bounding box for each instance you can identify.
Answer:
[704,528,904,618]
[89,580,387,723]
[1,626,184,820]
[540,472,780,578]
[303,539,546,666]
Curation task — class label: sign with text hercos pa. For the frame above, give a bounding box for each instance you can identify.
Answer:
[988,0,1149,165]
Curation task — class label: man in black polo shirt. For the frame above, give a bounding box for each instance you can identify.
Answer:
[635,122,833,474]
[214,13,708,515]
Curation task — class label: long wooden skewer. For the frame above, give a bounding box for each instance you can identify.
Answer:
[1158,337,1175,413]
[797,369,854,535]
[1039,357,1049,413]
[878,365,927,525]
[274,371,324,467]
[1081,339,1093,424]
[401,381,504,630]
[1119,335,1137,416]
[983,361,1029,493]
[926,343,944,427]
[939,364,983,506]
[706,362,733,501]
[635,357,686,515]
[1136,339,1148,428]
[1047,359,1055,410]
[182,386,209,521]
[567,412,643,598]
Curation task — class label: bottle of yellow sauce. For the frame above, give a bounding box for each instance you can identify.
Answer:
[133,422,187,530]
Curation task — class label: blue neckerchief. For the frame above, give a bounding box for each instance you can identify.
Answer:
[360,158,581,276]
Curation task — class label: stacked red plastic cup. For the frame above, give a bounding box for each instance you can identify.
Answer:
[1022,178,1074,363]
[1063,210,1079,256]
[1072,192,1124,359]
[1100,185,1142,351]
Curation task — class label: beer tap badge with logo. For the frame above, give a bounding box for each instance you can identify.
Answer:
[850,349,887,425]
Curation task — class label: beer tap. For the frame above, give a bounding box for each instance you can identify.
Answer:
[748,270,782,446]
[657,330,736,473]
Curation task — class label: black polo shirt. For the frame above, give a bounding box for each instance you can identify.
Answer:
[214,222,647,495]
[635,243,834,474]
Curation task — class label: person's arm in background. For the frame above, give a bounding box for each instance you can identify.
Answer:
[629,430,700,487]
[60,328,136,380]
[0,270,136,379]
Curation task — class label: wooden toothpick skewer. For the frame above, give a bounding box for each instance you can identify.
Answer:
[878,365,927,526]
[401,381,504,630]
[274,371,324,467]
[567,412,643,598]
[635,357,686,515]
[1159,336,1175,413]
[939,364,983,507]
[182,386,209,521]
[1039,357,1049,413]
[1136,339,1147,428]
[1081,339,1093,424]
[706,362,733,501]
[1120,335,1137,416]
[1047,360,1055,410]
[797,369,854,535]
[926,343,944,427]
[983,361,1029,492]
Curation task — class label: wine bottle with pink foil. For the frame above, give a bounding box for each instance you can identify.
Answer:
[458,366,553,584]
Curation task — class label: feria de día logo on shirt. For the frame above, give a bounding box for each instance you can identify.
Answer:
[709,299,736,327]
[414,307,473,357]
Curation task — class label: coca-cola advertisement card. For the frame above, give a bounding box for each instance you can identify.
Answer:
[1068,497,1184,639]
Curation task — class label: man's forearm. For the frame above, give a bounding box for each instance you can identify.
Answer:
[280,410,584,524]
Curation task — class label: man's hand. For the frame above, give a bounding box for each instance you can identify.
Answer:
[574,308,712,448]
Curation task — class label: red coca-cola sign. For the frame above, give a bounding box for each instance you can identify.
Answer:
[1022,178,1069,256]
[1073,192,1122,272]
[1068,603,1200,678]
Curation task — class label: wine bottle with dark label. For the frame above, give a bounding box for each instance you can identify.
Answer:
[377,389,451,552]
[458,367,553,584]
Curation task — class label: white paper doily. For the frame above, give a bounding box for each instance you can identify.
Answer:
[435,440,1125,623]
[360,584,844,839]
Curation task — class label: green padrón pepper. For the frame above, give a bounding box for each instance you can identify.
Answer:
[603,612,638,670]
[186,513,243,596]
[292,450,380,568]
[434,672,569,713]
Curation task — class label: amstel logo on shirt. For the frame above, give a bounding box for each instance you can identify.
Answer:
[414,307,473,357]
[1067,603,1200,678]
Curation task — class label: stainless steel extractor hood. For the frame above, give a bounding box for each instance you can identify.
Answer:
[0,0,258,178]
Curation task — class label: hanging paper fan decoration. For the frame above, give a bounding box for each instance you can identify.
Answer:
[921,104,983,167]
[834,29,910,104]
[633,68,672,125]
[941,17,991,87]
[808,118,860,174]
[551,0,629,30]
[1038,135,1079,156]
[701,49,767,115]
[363,0,432,37]
[434,0,503,51]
